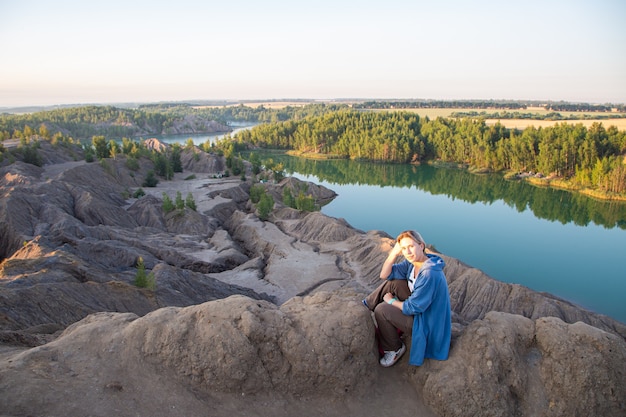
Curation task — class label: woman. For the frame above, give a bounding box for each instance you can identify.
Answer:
[363,230,451,367]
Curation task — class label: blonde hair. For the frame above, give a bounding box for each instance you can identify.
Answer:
[396,230,425,246]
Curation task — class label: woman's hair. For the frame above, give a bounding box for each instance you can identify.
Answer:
[396,230,425,246]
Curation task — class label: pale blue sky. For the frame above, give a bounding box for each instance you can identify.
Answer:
[1,0,625,107]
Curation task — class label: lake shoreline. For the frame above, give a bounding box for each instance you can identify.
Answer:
[285,150,626,202]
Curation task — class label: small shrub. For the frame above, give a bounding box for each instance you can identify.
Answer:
[170,145,183,173]
[84,148,95,163]
[185,192,197,211]
[133,188,145,198]
[125,157,140,171]
[99,159,113,174]
[134,257,155,290]
[295,191,316,211]
[21,143,43,166]
[175,191,184,210]
[162,193,175,213]
[250,184,264,203]
[143,171,159,187]
[274,170,285,182]
[257,193,274,221]
[283,187,295,208]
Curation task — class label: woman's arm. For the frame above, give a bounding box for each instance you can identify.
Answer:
[380,242,402,279]
[383,292,405,310]
[401,271,441,315]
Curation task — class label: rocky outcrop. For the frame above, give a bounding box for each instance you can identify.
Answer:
[1,294,624,417]
[267,176,338,207]
[180,146,227,173]
[0,293,411,417]
[143,137,170,152]
[412,311,626,417]
[1,141,625,417]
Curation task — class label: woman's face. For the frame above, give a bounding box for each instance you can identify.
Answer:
[399,237,423,262]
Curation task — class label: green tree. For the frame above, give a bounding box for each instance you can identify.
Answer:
[227,155,244,176]
[92,135,109,159]
[121,137,135,155]
[109,139,120,159]
[606,157,626,193]
[185,192,197,211]
[23,125,34,138]
[282,187,295,208]
[134,257,155,290]
[162,193,175,213]
[83,143,95,163]
[142,170,159,187]
[269,161,285,182]
[250,184,265,203]
[257,193,274,220]
[125,156,140,171]
[38,124,50,139]
[20,142,43,166]
[175,191,184,210]
[295,191,315,211]
[248,152,262,175]
[170,144,183,173]
[153,152,169,178]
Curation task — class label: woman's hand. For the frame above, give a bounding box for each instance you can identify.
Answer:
[380,242,403,280]
[390,242,403,258]
[383,292,403,309]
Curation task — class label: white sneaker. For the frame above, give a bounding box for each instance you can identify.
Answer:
[379,343,406,367]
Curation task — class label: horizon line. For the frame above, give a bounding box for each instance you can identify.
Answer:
[2,97,626,111]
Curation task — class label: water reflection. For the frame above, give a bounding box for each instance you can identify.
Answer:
[142,123,255,146]
[269,154,626,230]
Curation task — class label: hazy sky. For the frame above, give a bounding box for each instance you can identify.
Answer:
[1,0,625,107]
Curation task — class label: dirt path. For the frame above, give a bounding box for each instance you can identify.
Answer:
[42,160,87,177]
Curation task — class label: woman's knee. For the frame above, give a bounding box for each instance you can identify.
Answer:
[374,303,394,320]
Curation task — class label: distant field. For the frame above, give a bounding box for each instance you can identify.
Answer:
[484,118,626,131]
[243,101,312,109]
[195,101,312,109]
[382,106,622,119]
[523,106,620,118]
[196,101,626,131]
[374,107,626,131]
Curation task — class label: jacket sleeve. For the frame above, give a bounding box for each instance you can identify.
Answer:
[402,270,438,315]
[386,260,411,280]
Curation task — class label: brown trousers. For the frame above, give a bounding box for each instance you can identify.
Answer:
[364,280,414,351]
